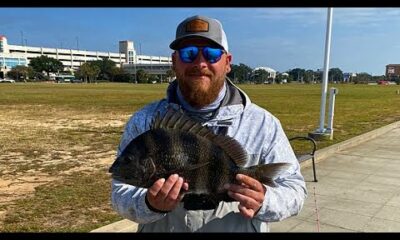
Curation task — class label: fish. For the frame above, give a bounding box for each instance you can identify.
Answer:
[109,107,290,208]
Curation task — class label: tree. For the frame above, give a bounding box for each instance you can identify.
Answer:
[328,68,343,83]
[288,68,306,82]
[109,67,124,82]
[252,69,269,84]
[77,62,100,83]
[165,69,176,82]
[314,70,323,83]
[136,69,149,83]
[148,74,159,84]
[7,66,35,81]
[372,75,385,82]
[28,55,64,78]
[392,76,400,85]
[91,58,117,81]
[114,73,134,83]
[228,63,253,83]
[353,72,372,84]
[303,70,315,83]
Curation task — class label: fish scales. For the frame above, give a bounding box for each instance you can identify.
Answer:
[109,107,291,208]
[140,128,233,195]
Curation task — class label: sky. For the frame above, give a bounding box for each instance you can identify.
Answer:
[1,7,400,76]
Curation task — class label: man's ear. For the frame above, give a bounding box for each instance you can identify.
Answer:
[225,53,232,73]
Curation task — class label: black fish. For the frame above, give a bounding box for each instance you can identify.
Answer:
[109,107,290,208]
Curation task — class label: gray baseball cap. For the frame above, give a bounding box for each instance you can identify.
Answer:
[169,15,229,52]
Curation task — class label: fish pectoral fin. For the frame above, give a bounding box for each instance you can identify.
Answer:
[185,161,210,171]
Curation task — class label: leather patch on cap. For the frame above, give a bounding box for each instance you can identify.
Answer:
[185,19,209,32]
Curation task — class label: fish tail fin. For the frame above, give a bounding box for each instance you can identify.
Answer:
[238,162,291,187]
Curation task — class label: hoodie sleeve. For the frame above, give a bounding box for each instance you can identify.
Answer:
[254,116,308,222]
[111,179,166,224]
[110,102,168,224]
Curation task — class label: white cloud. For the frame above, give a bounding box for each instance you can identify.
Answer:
[251,8,400,28]
[252,8,326,26]
[333,8,400,26]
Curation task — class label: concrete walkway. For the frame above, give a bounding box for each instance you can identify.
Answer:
[272,122,400,232]
[92,121,400,232]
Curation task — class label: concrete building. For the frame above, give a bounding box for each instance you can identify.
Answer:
[253,66,277,79]
[0,35,172,78]
[386,64,400,79]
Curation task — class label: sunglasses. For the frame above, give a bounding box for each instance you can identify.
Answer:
[178,46,225,64]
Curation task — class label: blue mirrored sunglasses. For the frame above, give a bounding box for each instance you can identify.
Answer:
[178,46,225,64]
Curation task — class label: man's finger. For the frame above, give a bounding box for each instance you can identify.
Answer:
[228,191,260,209]
[147,178,165,197]
[238,204,256,218]
[182,182,189,191]
[236,174,263,191]
[158,174,179,199]
[225,184,264,204]
[167,177,184,201]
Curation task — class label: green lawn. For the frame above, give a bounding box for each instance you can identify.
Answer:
[0,82,399,232]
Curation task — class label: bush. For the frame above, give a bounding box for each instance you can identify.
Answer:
[114,73,133,83]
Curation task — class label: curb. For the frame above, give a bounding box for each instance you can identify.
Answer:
[90,219,138,232]
[300,120,400,169]
[92,120,400,232]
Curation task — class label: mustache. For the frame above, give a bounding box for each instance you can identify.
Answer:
[185,68,213,76]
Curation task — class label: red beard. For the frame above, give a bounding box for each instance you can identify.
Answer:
[176,68,225,109]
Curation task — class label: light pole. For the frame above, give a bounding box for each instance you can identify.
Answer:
[309,7,335,141]
[76,37,79,50]
[20,31,24,45]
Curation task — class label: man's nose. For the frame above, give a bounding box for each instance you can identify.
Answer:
[192,51,208,67]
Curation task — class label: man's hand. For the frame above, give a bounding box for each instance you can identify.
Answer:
[224,174,266,219]
[146,174,189,213]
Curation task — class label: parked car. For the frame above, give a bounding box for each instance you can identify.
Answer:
[377,80,389,85]
[0,78,16,83]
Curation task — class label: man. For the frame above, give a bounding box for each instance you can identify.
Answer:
[111,15,307,232]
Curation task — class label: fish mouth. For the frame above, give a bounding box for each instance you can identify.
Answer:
[110,172,127,182]
[110,174,141,186]
[110,173,123,181]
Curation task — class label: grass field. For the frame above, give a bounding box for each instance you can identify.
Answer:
[0,82,399,232]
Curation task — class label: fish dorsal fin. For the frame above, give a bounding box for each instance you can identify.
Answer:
[152,107,248,166]
[210,135,248,167]
[152,107,211,137]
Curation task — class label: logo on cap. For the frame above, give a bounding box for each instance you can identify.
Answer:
[185,19,209,33]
